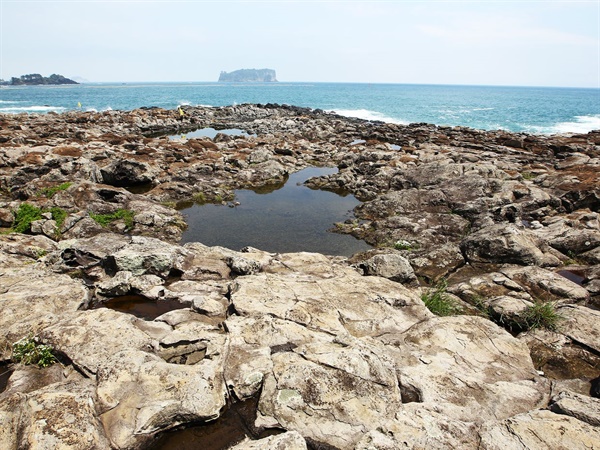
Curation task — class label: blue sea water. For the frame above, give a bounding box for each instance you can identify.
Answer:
[0,82,599,134]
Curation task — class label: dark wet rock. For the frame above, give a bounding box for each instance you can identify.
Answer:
[520,328,600,387]
[591,376,600,398]
[100,159,157,187]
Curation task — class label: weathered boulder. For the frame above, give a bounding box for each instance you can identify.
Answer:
[100,159,157,187]
[257,340,400,449]
[97,349,226,449]
[359,252,418,285]
[487,295,533,328]
[500,265,590,304]
[558,305,600,353]
[549,228,600,255]
[0,233,58,263]
[42,309,154,376]
[354,407,480,450]
[109,235,189,277]
[460,224,560,266]
[519,328,600,386]
[386,316,550,423]
[409,242,465,282]
[231,265,430,338]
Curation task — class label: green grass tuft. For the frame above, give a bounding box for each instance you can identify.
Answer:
[523,301,563,331]
[192,192,206,204]
[90,209,135,229]
[49,207,67,230]
[38,182,72,198]
[421,279,462,316]
[12,203,42,233]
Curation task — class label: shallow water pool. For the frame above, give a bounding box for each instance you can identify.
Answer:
[169,127,249,140]
[180,167,370,256]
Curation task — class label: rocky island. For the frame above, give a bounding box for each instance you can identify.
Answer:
[0,104,599,449]
[218,68,278,82]
[0,73,79,86]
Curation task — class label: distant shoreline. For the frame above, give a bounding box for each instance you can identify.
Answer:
[0,82,597,135]
[0,73,78,86]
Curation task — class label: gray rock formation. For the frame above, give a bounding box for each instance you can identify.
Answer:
[218,69,278,82]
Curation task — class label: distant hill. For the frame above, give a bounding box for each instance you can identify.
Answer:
[218,69,278,82]
[0,73,79,86]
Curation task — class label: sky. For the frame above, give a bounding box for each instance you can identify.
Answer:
[0,0,598,88]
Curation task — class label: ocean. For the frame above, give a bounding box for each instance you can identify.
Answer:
[0,82,598,134]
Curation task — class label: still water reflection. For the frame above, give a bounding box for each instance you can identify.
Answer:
[180,167,370,256]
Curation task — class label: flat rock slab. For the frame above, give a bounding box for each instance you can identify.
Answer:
[0,261,87,356]
[479,409,600,450]
[558,305,600,353]
[230,431,307,450]
[231,264,431,338]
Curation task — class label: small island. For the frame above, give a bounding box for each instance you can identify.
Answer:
[0,73,79,86]
[218,68,277,82]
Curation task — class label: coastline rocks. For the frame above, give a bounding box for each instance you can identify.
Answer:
[2,105,600,449]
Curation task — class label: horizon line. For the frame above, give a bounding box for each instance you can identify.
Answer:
[62,80,600,90]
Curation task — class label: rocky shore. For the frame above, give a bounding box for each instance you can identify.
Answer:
[0,104,599,449]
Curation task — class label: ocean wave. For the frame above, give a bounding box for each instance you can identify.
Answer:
[551,115,600,134]
[0,105,66,113]
[330,109,407,124]
[527,115,600,134]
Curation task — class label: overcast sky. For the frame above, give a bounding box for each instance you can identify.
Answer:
[1,0,598,87]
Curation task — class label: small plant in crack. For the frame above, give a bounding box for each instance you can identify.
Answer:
[12,334,57,368]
